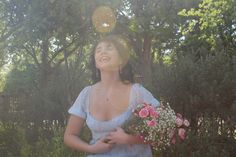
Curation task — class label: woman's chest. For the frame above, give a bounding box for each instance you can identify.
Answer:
[86,108,131,134]
[89,86,132,121]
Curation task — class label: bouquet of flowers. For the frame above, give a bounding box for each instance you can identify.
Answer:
[123,102,190,151]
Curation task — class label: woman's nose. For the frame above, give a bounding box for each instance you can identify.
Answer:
[100,48,108,55]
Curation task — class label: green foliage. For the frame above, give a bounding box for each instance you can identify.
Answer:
[32,125,83,157]
[153,49,236,116]
[178,0,236,49]
[160,114,236,157]
[0,122,89,157]
[0,122,32,157]
[0,66,8,92]
[4,64,38,93]
[3,57,90,124]
[152,47,236,156]
[114,0,190,85]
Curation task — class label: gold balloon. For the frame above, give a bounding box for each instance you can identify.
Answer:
[92,6,116,33]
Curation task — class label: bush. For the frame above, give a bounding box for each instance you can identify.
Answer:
[0,121,91,157]
[151,48,236,156]
[152,114,236,157]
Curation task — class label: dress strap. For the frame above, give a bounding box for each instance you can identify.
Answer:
[132,83,142,109]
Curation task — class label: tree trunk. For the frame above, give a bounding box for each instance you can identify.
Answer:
[39,38,51,88]
[62,39,73,105]
[141,34,152,86]
[133,34,152,86]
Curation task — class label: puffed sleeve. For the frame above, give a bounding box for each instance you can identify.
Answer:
[136,84,160,107]
[68,86,90,119]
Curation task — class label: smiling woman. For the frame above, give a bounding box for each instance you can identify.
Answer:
[95,42,122,72]
[64,35,160,157]
[90,35,132,83]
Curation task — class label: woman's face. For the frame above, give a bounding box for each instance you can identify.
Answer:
[95,41,123,72]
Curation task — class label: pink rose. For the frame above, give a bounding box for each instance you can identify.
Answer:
[139,108,149,118]
[176,113,183,118]
[183,119,190,127]
[147,119,157,127]
[145,106,158,118]
[150,110,159,118]
[176,117,183,127]
[171,137,176,144]
[178,128,186,140]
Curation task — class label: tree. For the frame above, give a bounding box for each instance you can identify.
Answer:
[178,0,236,51]
[1,0,92,87]
[112,0,199,87]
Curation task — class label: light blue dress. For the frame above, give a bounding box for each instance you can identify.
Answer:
[68,83,160,157]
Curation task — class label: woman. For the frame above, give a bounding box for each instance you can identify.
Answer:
[64,35,160,157]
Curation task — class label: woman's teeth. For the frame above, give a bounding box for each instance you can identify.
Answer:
[100,57,109,62]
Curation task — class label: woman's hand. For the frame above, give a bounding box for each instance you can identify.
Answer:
[90,137,115,154]
[105,127,146,145]
[105,127,129,145]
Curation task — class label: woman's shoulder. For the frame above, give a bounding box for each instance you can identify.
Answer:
[81,85,92,92]
[77,85,92,98]
[131,83,145,90]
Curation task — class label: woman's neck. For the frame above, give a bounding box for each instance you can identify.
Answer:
[99,71,121,89]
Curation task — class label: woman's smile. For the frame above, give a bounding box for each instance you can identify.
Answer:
[99,56,111,63]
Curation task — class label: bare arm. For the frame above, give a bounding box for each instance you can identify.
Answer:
[64,115,114,154]
[64,115,92,152]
